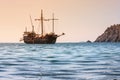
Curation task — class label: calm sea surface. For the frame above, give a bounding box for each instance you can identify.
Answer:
[0,43,120,80]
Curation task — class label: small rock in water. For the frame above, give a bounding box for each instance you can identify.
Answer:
[86,40,92,43]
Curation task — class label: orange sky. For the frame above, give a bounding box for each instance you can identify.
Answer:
[0,0,120,42]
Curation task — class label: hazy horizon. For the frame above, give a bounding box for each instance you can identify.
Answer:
[0,0,120,42]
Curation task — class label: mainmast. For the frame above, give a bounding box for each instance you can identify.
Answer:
[35,10,49,36]
[41,10,44,35]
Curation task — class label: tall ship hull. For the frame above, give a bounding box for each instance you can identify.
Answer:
[23,33,58,44]
[22,10,64,44]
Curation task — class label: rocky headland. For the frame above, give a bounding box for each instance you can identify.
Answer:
[95,24,120,42]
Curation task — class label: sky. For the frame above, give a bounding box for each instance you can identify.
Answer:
[0,0,120,42]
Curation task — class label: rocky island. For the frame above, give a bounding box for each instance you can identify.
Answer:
[95,24,120,42]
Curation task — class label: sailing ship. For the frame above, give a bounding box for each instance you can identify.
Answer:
[22,10,64,44]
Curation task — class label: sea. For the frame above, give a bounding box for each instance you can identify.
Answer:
[0,43,120,80]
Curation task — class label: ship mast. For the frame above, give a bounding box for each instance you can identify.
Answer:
[35,10,49,36]
[30,15,34,32]
[41,10,44,35]
[51,13,58,33]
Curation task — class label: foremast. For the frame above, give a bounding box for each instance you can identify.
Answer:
[50,13,58,33]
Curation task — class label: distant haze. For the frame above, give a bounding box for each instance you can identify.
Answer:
[0,0,120,42]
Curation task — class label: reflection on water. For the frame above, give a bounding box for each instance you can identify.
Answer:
[0,43,120,80]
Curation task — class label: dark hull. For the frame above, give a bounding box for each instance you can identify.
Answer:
[23,35,57,44]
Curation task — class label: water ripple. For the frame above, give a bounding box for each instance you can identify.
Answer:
[0,43,120,80]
